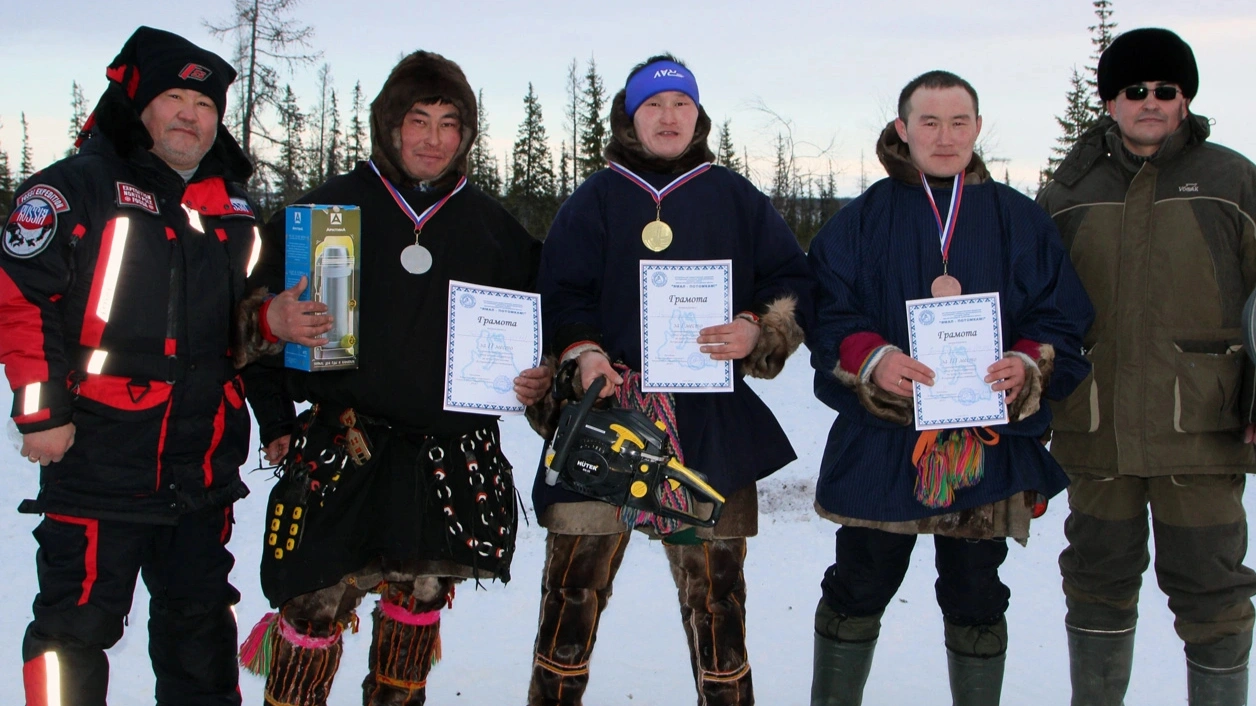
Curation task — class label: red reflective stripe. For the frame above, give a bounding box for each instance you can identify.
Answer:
[105,64,125,84]
[203,397,226,487]
[46,514,99,606]
[164,338,177,356]
[156,397,173,490]
[215,227,228,243]
[0,267,50,388]
[77,374,171,411]
[81,218,124,348]
[23,654,50,706]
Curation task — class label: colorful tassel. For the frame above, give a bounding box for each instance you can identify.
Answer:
[912,428,1001,509]
[238,612,278,676]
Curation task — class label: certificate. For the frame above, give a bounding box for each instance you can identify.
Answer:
[906,293,1008,430]
[640,260,733,392]
[443,280,541,415]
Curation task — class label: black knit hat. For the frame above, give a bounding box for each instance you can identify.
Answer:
[106,27,236,119]
[1097,28,1198,101]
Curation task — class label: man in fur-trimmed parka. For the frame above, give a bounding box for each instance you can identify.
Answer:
[238,51,548,706]
[527,54,812,706]
[807,70,1093,705]
[1039,28,1256,706]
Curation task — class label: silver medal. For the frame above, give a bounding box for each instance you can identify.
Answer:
[400,244,433,274]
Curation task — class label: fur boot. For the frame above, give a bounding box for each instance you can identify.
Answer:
[362,579,454,706]
[528,532,631,706]
[666,538,755,705]
[261,614,345,706]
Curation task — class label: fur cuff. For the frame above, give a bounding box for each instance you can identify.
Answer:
[1004,344,1054,422]
[742,296,805,379]
[233,287,285,369]
[832,344,913,426]
[526,354,561,439]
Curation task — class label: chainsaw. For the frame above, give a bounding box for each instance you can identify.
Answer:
[543,376,726,527]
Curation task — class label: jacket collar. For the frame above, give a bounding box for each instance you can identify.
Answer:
[874,121,990,187]
[1052,113,1210,187]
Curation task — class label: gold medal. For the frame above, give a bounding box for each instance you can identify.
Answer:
[642,220,673,252]
[931,274,962,297]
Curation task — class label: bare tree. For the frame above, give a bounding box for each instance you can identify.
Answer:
[204,0,321,163]
[307,63,334,186]
[563,59,582,189]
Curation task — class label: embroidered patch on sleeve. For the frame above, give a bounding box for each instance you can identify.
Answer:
[116,182,161,215]
[4,185,70,259]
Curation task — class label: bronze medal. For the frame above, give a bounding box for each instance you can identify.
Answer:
[931,274,962,297]
[642,220,674,252]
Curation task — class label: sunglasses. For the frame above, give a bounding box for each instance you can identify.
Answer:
[1122,85,1180,102]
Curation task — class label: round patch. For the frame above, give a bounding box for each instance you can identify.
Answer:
[493,375,513,393]
[687,352,707,369]
[4,197,57,259]
[651,271,668,287]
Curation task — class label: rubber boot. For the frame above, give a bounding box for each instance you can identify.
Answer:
[1187,663,1249,706]
[1186,632,1253,706]
[666,539,754,705]
[945,619,1006,706]
[528,532,630,706]
[1066,626,1135,706]
[809,598,881,706]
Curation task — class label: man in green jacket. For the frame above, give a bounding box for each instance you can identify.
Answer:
[1038,28,1256,706]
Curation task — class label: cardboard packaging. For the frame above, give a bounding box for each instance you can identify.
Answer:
[284,204,360,371]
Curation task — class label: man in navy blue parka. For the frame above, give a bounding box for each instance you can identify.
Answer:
[806,71,1094,705]
[527,54,813,706]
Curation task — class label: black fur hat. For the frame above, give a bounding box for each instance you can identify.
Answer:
[1097,28,1198,101]
[369,51,477,190]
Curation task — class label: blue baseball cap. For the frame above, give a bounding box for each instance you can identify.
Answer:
[625,60,700,117]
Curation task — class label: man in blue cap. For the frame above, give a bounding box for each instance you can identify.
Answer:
[526,53,812,706]
[0,26,263,706]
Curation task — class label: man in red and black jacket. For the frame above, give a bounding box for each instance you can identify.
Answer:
[0,27,268,706]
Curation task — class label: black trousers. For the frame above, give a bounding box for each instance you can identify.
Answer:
[821,525,1010,626]
[22,506,242,706]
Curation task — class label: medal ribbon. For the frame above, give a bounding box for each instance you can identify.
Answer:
[919,171,964,262]
[368,159,466,236]
[608,161,713,212]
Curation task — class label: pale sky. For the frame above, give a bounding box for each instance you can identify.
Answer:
[2,0,1254,196]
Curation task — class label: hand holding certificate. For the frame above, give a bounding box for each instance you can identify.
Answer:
[906,293,1008,430]
[444,281,542,415]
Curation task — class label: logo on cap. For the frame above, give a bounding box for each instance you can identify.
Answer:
[653,68,685,79]
[179,63,212,81]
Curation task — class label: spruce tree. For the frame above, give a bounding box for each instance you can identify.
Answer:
[1042,68,1091,184]
[324,90,343,182]
[18,113,33,183]
[67,81,88,157]
[715,119,743,175]
[558,141,572,201]
[307,63,334,187]
[577,58,608,180]
[0,121,13,218]
[468,89,502,198]
[1085,0,1118,124]
[563,59,582,189]
[275,85,306,204]
[345,81,367,172]
[506,83,557,237]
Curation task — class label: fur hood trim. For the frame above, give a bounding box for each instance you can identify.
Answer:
[369,51,477,190]
[603,89,715,174]
[875,120,990,186]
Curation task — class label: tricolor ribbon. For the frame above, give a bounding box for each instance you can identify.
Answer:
[608,161,713,209]
[919,170,965,262]
[368,159,466,234]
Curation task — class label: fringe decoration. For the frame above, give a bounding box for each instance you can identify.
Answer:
[611,364,693,536]
[239,612,279,676]
[911,428,1001,509]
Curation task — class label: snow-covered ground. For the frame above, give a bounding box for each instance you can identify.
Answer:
[0,348,1246,705]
